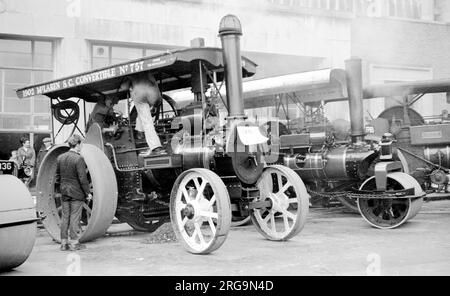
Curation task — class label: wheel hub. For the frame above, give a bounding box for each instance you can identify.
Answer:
[182,204,195,220]
[182,194,212,223]
[267,192,288,212]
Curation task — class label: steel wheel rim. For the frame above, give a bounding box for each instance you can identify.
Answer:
[252,165,309,241]
[174,172,220,253]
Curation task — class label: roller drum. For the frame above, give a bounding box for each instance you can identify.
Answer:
[357,172,424,229]
[0,175,37,271]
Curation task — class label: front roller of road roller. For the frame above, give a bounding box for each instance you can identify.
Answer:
[36,144,118,243]
[0,175,37,271]
[170,168,232,254]
[357,172,424,229]
[251,165,309,241]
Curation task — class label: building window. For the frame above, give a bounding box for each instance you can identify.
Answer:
[91,44,170,69]
[267,0,354,12]
[0,38,53,132]
[387,0,423,19]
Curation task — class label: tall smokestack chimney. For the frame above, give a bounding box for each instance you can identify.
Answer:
[219,15,245,122]
[345,58,365,144]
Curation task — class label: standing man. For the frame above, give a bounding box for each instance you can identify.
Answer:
[55,134,92,251]
[123,72,164,156]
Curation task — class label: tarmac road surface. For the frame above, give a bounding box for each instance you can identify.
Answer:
[3,200,450,276]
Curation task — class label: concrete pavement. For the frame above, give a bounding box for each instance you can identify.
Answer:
[3,200,450,276]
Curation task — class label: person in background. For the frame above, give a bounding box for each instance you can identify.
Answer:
[17,137,36,167]
[204,95,220,132]
[86,96,116,132]
[55,134,92,251]
[35,137,54,180]
[17,137,36,187]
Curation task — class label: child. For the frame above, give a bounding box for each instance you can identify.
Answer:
[9,150,20,167]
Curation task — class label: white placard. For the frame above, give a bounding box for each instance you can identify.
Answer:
[237,126,268,146]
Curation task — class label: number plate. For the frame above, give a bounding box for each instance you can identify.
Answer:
[0,160,15,175]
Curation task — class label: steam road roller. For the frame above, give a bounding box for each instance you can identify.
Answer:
[16,15,309,254]
[365,78,450,202]
[263,59,425,229]
[0,160,37,271]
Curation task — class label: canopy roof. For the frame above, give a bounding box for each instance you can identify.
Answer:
[241,69,348,108]
[16,47,257,103]
[363,79,450,99]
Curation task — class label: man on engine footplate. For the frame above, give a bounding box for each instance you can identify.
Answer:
[122,72,164,157]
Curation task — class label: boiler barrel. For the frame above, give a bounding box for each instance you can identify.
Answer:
[0,175,37,271]
[284,147,377,182]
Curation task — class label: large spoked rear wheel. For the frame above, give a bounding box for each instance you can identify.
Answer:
[252,165,309,241]
[170,169,231,254]
[357,172,424,229]
[36,144,118,243]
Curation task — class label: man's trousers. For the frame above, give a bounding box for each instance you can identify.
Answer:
[60,199,83,241]
[134,101,162,151]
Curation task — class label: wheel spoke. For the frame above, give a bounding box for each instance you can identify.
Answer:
[279,182,292,194]
[209,195,216,206]
[270,213,276,231]
[208,217,216,236]
[288,198,298,204]
[283,214,290,232]
[281,209,296,221]
[195,180,207,202]
[197,210,218,219]
[277,173,283,191]
[180,216,188,228]
[194,223,206,246]
[181,187,190,201]
[190,227,198,242]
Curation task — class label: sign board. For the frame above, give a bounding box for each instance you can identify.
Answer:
[17,55,177,99]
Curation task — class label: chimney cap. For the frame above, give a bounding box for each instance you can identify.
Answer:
[219,14,242,36]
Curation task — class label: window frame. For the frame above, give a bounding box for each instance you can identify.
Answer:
[0,36,54,132]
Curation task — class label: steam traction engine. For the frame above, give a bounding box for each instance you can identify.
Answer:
[16,15,309,254]
[265,59,425,229]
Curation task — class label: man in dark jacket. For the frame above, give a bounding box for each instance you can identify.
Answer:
[55,134,92,251]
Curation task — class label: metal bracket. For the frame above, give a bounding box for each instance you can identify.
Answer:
[374,161,403,191]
